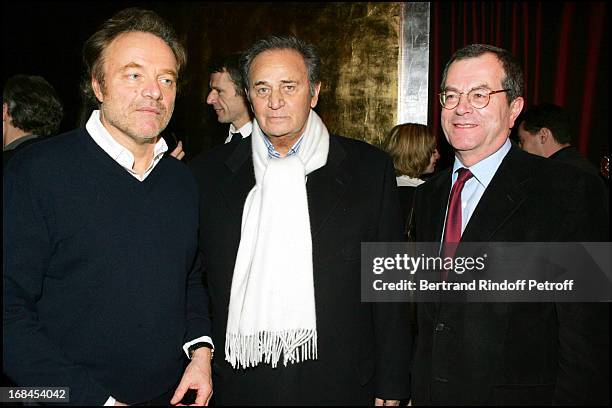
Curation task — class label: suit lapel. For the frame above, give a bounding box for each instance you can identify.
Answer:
[426,168,452,243]
[420,169,452,315]
[307,136,351,239]
[427,147,529,313]
[220,139,255,218]
[461,146,529,242]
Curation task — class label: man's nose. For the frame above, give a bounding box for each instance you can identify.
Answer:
[267,88,285,109]
[206,90,217,105]
[454,93,473,115]
[142,78,162,100]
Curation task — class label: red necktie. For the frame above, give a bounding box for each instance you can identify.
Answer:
[441,168,473,280]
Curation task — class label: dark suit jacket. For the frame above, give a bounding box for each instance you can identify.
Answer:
[190,135,412,405]
[397,185,417,240]
[549,145,600,177]
[3,135,42,168]
[412,144,609,405]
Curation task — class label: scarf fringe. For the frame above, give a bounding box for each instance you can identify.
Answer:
[225,329,318,369]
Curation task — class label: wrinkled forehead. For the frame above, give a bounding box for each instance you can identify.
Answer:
[445,53,505,90]
[249,49,308,81]
[102,31,178,73]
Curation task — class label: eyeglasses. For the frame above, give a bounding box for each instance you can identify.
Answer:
[439,88,510,110]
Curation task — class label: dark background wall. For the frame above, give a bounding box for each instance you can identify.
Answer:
[3,2,608,167]
[3,2,401,160]
[428,2,609,170]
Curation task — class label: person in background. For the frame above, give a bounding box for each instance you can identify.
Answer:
[517,102,599,176]
[4,8,213,405]
[206,52,253,143]
[3,74,63,167]
[178,54,251,161]
[383,123,439,238]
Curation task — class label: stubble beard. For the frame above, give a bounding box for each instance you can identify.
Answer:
[106,106,172,145]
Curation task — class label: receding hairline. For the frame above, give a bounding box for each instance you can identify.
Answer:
[247,48,313,81]
[444,52,507,85]
[96,31,180,76]
[104,30,178,58]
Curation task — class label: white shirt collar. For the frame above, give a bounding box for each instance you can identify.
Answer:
[396,175,425,187]
[226,121,253,144]
[226,121,253,143]
[85,110,168,181]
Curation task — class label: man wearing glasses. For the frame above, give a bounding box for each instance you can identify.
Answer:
[410,44,609,405]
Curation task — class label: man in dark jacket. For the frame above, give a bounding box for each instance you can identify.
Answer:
[413,44,609,405]
[517,102,599,176]
[190,35,411,405]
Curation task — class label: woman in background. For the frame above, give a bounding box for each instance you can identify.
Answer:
[383,123,440,239]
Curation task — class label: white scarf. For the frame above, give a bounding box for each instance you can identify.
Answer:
[225,109,330,369]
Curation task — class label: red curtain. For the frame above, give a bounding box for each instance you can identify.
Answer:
[428,1,608,167]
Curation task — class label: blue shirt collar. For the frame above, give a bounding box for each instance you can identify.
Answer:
[261,133,304,159]
[452,138,512,188]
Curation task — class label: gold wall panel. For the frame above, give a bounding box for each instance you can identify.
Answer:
[304,3,401,148]
[169,2,401,155]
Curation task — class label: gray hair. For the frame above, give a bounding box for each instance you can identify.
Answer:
[440,44,524,104]
[241,35,321,96]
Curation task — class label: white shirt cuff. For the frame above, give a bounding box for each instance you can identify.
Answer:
[183,336,214,358]
[104,396,116,406]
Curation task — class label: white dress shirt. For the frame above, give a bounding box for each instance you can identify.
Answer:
[224,121,253,144]
[86,110,167,181]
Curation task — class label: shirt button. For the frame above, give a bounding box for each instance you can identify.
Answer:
[435,323,446,332]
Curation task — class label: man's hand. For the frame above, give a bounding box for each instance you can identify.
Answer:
[170,348,213,406]
[114,401,127,406]
[375,398,400,406]
[170,141,185,161]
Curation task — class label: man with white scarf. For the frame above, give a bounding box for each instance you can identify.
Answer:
[190,35,412,405]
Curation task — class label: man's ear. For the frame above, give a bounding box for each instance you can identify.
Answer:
[310,82,322,109]
[3,103,9,122]
[508,96,524,128]
[92,76,104,103]
[540,128,552,144]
